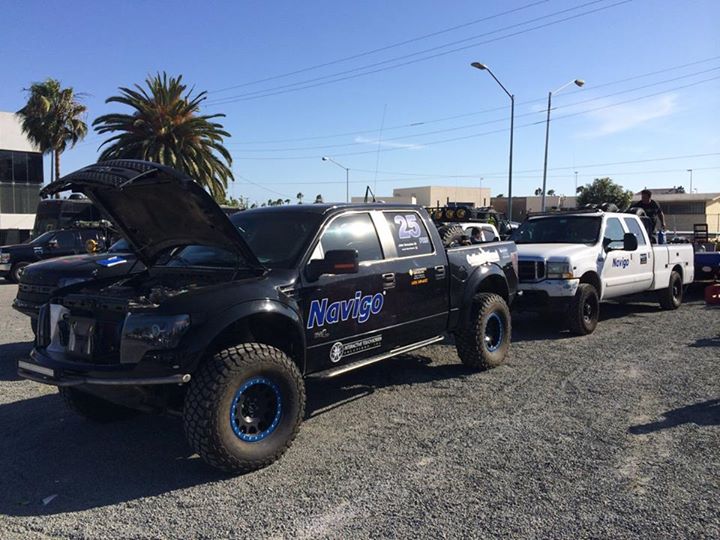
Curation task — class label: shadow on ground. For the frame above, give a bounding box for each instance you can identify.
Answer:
[0,346,470,516]
[629,398,720,435]
[0,341,32,381]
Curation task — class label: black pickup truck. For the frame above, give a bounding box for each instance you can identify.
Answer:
[0,227,110,283]
[12,239,142,334]
[20,160,518,473]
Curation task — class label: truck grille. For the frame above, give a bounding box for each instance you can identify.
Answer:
[518,260,546,282]
[17,283,55,306]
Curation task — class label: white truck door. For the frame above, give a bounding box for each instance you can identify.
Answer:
[623,216,654,291]
[601,216,636,298]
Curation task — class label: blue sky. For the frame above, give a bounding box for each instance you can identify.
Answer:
[1,0,718,204]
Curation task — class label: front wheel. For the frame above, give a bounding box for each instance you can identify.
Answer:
[455,293,511,370]
[184,343,305,474]
[568,283,599,335]
[9,262,28,283]
[658,270,683,310]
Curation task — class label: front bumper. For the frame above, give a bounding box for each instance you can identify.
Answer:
[515,279,579,311]
[18,347,192,387]
[12,298,41,318]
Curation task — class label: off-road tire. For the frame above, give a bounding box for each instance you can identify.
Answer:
[60,387,139,423]
[9,262,28,283]
[568,283,599,335]
[437,225,466,248]
[184,343,305,474]
[455,293,511,370]
[658,270,683,310]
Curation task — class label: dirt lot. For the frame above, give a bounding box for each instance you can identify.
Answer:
[0,281,718,539]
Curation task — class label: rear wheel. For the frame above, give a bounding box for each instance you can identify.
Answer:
[9,262,28,283]
[659,270,683,310]
[568,283,599,335]
[60,387,139,423]
[455,293,511,370]
[184,343,305,474]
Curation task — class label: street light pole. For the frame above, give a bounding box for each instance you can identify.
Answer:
[322,156,350,202]
[471,62,515,221]
[686,168,693,193]
[541,79,584,211]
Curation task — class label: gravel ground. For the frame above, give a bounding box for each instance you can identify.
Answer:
[0,281,718,539]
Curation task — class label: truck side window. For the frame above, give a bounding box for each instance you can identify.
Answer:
[383,212,433,257]
[604,218,626,250]
[623,218,647,246]
[314,213,383,263]
[53,230,77,249]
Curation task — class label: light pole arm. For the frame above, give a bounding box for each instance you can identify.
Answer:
[484,67,513,99]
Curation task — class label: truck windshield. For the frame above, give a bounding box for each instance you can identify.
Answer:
[230,211,322,268]
[512,216,601,244]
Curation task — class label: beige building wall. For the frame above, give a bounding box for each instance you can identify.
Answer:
[392,186,492,208]
[350,194,416,204]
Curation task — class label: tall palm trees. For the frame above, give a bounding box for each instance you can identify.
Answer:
[16,78,88,181]
[93,72,234,200]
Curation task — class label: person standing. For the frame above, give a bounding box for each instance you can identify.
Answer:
[630,189,667,234]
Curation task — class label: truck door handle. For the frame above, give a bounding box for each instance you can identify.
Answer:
[435,265,446,279]
[382,272,396,289]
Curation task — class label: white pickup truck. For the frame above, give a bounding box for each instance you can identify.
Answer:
[512,208,694,334]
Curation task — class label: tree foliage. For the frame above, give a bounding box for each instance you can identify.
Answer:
[93,72,233,200]
[16,78,88,179]
[576,177,633,209]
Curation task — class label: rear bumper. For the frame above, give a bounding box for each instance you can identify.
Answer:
[18,347,191,387]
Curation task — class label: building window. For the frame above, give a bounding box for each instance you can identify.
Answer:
[13,152,28,183]
[28,153,43,183]
[0,150,12,182]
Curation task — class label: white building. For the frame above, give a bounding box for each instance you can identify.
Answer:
[0,111,43,243]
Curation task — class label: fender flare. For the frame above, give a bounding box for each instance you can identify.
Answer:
[457,263,510,328]
[186,299,307,373]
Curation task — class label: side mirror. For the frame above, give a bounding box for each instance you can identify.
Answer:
[47,239,58,249]
[306,249,359,282]
[602,237,612,251]
[623,232,638,251]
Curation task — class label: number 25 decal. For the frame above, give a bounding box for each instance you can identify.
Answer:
[394,214,422,239]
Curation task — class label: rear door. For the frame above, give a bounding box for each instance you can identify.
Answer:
[379,210,449,338]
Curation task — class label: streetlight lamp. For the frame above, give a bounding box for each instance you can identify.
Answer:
[541,79,585,211]
[471,62,515,220]
[686,169,693,193]
[321,156,350,203]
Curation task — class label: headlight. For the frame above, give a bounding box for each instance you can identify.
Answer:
[0,252,10,264]
[547,262,574,279]
[120,314,191,364]
[57,277,92,288]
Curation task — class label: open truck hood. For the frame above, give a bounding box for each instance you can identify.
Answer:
[41,160,263,269]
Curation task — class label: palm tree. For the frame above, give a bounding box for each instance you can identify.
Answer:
[93,72,233,200]
[547,189,556,196]
[314,194,324,204]
[16,78,88,181]
[296,192,304,204]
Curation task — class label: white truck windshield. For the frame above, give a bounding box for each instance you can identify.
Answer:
[513,216,602,244]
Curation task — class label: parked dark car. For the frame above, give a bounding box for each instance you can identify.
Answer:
[0,227,111,283]
[12,239,142,333]
[20,160,518,474]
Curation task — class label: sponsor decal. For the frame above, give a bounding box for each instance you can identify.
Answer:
[640,253,648,265]
[392,214,430,254]
[96,256,128,268]
[409,267,429,286]
[466,249,500,267]
[313,328,330,339]
[612,257,630,269]
[329,335,383,362]
[307,291,384,329]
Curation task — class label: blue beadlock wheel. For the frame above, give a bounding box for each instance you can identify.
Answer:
[230,376,283,442]
[484,312,504,352]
